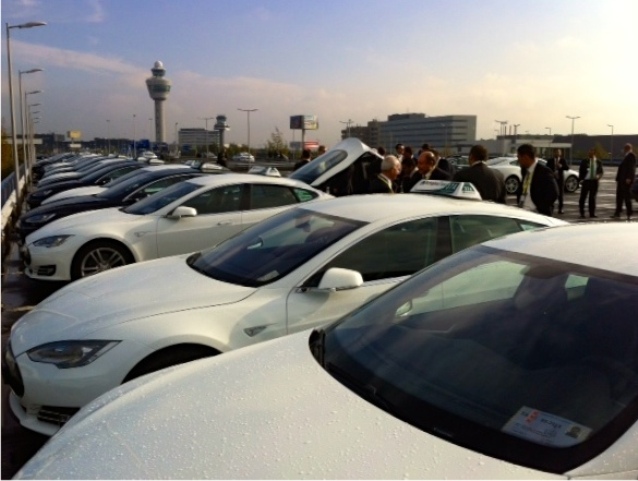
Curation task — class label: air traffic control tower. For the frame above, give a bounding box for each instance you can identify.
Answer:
[145,61,171,144]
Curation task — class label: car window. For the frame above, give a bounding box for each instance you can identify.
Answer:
[123,180,201,215]
[139,176,192,197]
[249,184,298,210]
[450,215,535,252]
[310,217,439,284]
[182,184,243,214]
[99,166,138,184]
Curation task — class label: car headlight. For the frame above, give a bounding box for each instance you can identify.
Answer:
[27,340,120,368]
[32,235,73,248]
[24,213,57,225]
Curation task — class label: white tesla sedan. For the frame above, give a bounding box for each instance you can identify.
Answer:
[23,174,329,282]
[13,223,637,479]
[5,190,564,435]
[487,157,580,195]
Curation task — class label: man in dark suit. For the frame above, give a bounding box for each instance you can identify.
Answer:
[578,148,604,218]
[546,148,569,214]
[404,150,451,191]
[369,155,401,193]
[515,143,559,216]
[611,143,636,220]
[453,144,506,203]
[293,149,312,171]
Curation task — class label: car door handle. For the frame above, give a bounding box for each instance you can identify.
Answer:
[217,220,232,225]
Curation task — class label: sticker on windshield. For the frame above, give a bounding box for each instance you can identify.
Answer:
[502,406,591,447]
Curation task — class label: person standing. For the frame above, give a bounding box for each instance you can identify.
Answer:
[578,148,604,218]
[515,143,558,216]
[293,149,312,171]
[453,144,506,203]
[546,148,569,214]
[369,155,401,193]
[611,143,636,220]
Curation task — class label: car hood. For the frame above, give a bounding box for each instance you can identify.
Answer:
[42,186,107,204]
[26,207,138,242]
[16,332,560,480]
[10,256,256,354]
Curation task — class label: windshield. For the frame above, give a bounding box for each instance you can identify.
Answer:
[319,246,638,474]
[289,149,348,184]
[122,180,201,215]
[187,208,365,287]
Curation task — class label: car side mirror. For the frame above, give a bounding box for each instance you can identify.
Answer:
[317,267,363,291]
[167,206,197,219]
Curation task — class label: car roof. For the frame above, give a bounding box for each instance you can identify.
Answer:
[482,223,638,276]
[185,173,317,189]
[299,193,564,225]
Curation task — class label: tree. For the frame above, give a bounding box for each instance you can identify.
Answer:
[1,125,14,178]
[266,127,289,158]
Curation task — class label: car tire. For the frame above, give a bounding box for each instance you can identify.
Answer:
[123,345,219,383]
[504,175,520,195]
[71,240,134,280]
[564,175,579,193]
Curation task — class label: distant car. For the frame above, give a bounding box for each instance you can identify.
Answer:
[486,157,580,195]
[232,152,255,163]
[446,155,470,170]
[25,160,142,208]
[12,223,637,479]
[22,174,330,282]
[6,189,562,435]
[248,165,281,177]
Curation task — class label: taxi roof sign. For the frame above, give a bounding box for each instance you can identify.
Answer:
[410,180,482,201]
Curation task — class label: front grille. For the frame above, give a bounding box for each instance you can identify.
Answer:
[2,342,24,397]
[37,406,80,426]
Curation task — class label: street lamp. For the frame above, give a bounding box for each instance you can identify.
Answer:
[495,120,508,155]
[607,124,614,163]
[174,122,179,151]
[19,68,43,184]
[5,20,47,208]
[545,127,552,136]
[566,115,580,166]
[339,119,353,138]
[237,108,258,154]
[24,90,42,183]
[132,114,137,158]
[200,117,215,157]
[106,119,111,154]
[148,117,153,148]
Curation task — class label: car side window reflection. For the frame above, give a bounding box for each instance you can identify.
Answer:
[182,184,243,214]
[450,215,534,252]
[311,217,439,284]
[250,184,298,210]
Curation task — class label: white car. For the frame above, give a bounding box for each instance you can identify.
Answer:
[23,174,329,282]
[487,157,580,195]
[6,190,563,435]
[13,223,638,479]
[232,151,255,163]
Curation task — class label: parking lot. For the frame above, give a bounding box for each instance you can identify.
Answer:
[1,166,633,478]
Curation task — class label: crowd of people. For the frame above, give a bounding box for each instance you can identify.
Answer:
[369,141,636,219]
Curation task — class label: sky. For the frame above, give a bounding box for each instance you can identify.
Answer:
[2,0,637,149]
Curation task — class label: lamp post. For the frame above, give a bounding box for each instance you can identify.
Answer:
[106,119,111,154]
[495,120,508,155]
[174,122,179,153]
[5,20,47,208]
[607,124,614,163]
[132,114,137,158]
[545,127,552,136]
[339,119,353,138]
[201,117,214,157]
[19,68,43,184]
[237,108,258,154]
[512,124,520,153]
[23,91,41,182]
[566,116,580,167]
